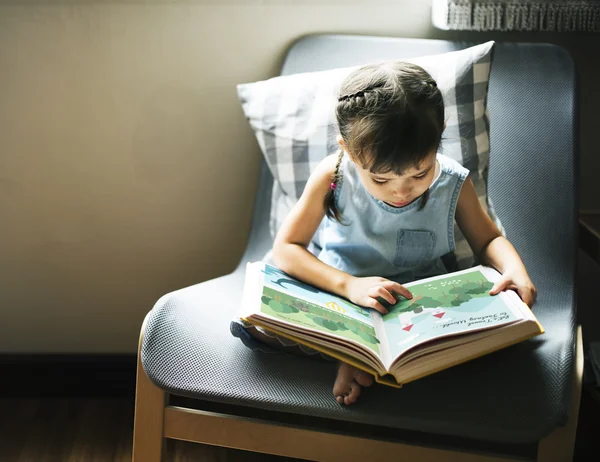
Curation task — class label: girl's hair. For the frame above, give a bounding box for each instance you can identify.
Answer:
[324,62,445,221]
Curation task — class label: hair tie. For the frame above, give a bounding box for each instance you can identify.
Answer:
[330,182,337,191]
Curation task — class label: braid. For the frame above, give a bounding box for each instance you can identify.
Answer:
[337,90,367,102]
[324,149,345,222]
[333,148,344,184]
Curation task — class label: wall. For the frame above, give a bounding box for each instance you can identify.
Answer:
[0,1,596,353]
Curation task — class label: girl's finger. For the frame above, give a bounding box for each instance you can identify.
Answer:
[365,298,388,315]
[489,278,509,295]
[385,282,413,300]
[519,289,533,308]
[368,286,396,305]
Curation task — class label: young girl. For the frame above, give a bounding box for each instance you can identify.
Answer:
[231,61,537,406]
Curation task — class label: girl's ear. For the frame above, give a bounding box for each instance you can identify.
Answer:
[337,135,348,152]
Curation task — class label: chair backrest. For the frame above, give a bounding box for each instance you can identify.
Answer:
[239,35,578,298]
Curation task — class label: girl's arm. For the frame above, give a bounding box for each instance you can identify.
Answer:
[455,178,537,307]
[273,155,349,294]
[273,155,411,313]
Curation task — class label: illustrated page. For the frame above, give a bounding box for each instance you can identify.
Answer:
[257,263,381,355]
[381,269,522,360]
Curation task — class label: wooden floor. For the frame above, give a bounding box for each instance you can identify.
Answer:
[0,398,299,462]
[0,393,599,462]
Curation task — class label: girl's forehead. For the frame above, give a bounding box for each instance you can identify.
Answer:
[364,153,436,177]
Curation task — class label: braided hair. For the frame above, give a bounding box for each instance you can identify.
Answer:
[324,62,444,221]
[323,149,345,221]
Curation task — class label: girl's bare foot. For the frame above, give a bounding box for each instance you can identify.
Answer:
[333,362,374,405]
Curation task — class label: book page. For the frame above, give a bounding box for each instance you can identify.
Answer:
[380,266,528,361]
[250,263,382,357]
[370,310,393,370]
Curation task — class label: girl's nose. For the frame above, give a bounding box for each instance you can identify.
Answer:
[393,186,411,197]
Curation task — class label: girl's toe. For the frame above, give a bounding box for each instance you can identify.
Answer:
[345,381,361,405]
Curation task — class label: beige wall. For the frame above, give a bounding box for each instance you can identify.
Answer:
[0,1,596,353]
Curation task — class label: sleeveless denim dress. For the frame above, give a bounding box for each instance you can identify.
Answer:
[231,152,469,357]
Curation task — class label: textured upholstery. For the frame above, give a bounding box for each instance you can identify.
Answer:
[141,36,577,449]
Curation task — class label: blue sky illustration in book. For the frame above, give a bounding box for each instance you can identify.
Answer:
[382,270,520,358]
[260,264,371,323]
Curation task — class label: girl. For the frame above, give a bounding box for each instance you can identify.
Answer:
[231,61,537,406]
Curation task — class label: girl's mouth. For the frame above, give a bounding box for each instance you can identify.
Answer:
[390,200,410,207]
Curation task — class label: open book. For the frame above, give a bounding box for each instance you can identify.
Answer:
[239,262,544,388]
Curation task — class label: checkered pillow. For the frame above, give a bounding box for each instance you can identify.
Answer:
[237,41,502,267]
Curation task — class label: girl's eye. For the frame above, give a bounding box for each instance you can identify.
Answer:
[414,174,427,180]
[372,179,388,185]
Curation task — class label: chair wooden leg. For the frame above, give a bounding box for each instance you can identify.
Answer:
[537,325,583,462]
[132,313,166,462]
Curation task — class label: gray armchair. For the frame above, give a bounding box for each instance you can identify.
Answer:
[132,35,581,462]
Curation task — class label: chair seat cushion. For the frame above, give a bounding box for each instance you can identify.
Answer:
[141,264,574,446]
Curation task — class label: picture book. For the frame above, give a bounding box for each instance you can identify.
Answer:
[238,262,544,387]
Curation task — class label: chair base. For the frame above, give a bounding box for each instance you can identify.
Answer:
[132,317,583,462]
[132,314,166,462]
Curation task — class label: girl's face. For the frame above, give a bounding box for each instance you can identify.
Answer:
[338,137,439,209]
[356,153,438,208]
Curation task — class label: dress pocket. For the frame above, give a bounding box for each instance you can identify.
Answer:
[394,229,436,267]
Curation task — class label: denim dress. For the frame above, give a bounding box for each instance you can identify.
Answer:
[231,152,469,356]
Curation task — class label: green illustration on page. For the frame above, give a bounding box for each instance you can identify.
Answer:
[258,264,380,355]
[382,270,520,359]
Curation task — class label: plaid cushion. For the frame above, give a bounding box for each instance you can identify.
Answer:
[237,41,502,267]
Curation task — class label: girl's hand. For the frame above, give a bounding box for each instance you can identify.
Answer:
[489,269,537,308]
[345,276,413,314]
